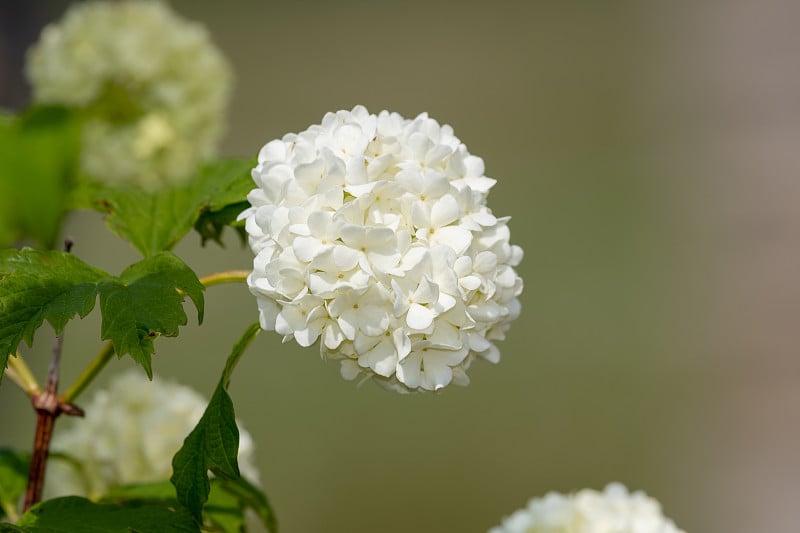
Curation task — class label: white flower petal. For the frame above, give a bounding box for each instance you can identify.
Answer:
[431,226,472,255]
[406,303,435,330]
[430,194,460,228]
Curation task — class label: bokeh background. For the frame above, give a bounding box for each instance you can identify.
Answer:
[2,1,799,531]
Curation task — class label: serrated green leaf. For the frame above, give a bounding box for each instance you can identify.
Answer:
[0,249,109,383]
[0,107,80,249]
[0,450,29,521]
[98,252,204,378]
[13,496,200,532]
[82,159,254,256]
[171,323,261,522]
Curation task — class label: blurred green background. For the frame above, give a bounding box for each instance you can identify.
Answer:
[2,1,799,532]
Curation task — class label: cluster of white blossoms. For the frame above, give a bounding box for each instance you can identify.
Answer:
[46,370,259,499]
[242,106,523,392]
[489,484,685,533]
[26,0,231,190]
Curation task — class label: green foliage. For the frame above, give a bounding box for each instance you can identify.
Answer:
[170,378,239,522]
[100,478,276,533]
[0,250,203,382]
[0,450,29,521]
[0,249,109,383]
[194,202,249,247]
[171,323,262,523]
[212,477,277,533]
[100,481,178,505]
[99,252,204,378]
[8,496,199,532]
[78,159,255,256]
[193,158,254,246]
[0,107,80,249]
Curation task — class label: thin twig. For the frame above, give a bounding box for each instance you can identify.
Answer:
[22,336,66,511]
[22,238,83,512]
[60,341,115,404]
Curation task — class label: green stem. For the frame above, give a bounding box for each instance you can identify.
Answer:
[60,341,114,404]
[1,499,19,522]
[59,269,249,404]
[6,354,42,397]
[198,269,249,288]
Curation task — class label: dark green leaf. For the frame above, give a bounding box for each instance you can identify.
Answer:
[194,202,249,247]
[171,323,261,521]
[170,382,238,522]
[0,450,29,521]
[82,159,255,256]
[98,252,204,378]
[13,496,200,532]
[0,107,80,249]
[0,249,108,383]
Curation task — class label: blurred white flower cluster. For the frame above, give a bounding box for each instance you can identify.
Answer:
[242,106,523,392]
[47,370,259,499]
[489,483,685,533]
[26,0,231,191]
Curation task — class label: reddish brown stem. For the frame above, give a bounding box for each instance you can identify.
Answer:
[23,395,59,511]
[22,239,83,513]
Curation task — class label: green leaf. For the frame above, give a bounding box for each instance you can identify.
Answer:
[0,450,29,521]
[203,482,244,533]
[13,496,200,532]
[0,250,202,383]
[0,249,109,383]
[194,202,249,247]
[213,477,277,533]
[100,478,271,533]
[82,159,255,256]
[98,252,204,378]
[0,107,80,249]
[171,323,261,522]
[101,479,270,533]
[170,381,238,523]
[101,481,178,506]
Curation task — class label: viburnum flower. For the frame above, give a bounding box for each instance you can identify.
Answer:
[26,0,231,190]
[489,484,685,533]
[242,106,523,392]
[46,370,259,499]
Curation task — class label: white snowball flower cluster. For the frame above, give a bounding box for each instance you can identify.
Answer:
[26,0,231,191]
[46,370,259,499]
[489,483,685,533]
[242,106,523,392]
